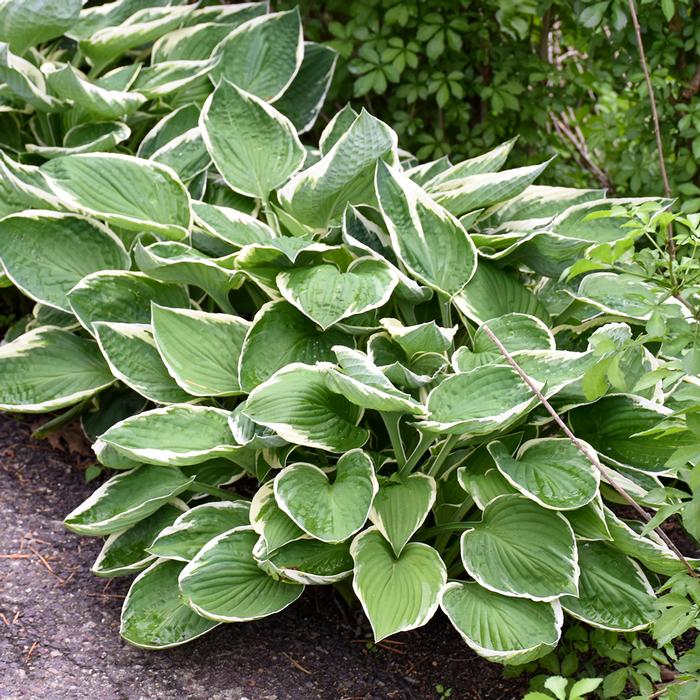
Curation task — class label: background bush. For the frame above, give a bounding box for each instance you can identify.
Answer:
[285,0,700,207]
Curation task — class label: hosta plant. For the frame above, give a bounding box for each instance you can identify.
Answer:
[0,0,698,668]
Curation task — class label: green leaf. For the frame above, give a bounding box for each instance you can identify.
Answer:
[574,273,665,322]
[245,363,368,452]
[192,200,275,248]
[132,58,215,98]
[370,473,436,556]
[93,322,191,404]
[91,502,185,577]
[380,318,456,357]
[274,449,378,543]
[351,527,446,641]
[264,539,353,585]
[427,138,517,186]
[0,0,81,53]
[68,270,189,330]
[64,465,194,536]
[460,494,579,600]
[273,42,337,134]
[0,211,129,312]
[278,109,397,229]
[27,121,131,159]
[455,261,551,324]
[472,313,554,353]
[564,496,612,541]
[239,300,352,392]
[151,304,248,397]
[441,581,563,665]
[423,364,539,435]
[560,542,656,631]
[43,63,145,119]
[42,153,191,239]
[200,79,304,198]
[178,526,304,621]
[211,9,303,101]
[148,501,251,562]
[145,127,211,182]
[277,258,398,330]
[0,42,64,111]
[488,438,599,510]
[375,160,477,296]
[0,327,113,412]
[120,559,219,649]
[250,481,305,554]
[98,404,241,467]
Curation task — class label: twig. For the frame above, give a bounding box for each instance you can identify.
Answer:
[479,322,698,578]
[626,0,675,257]
[282,651,312,675]
[24,641,38,664]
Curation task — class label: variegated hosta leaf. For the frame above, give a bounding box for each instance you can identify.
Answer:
[273,42,337,134]
[369,473,436,556]
[560,542,656,631]
[427,160,551,217]
[0,0,81,53]
[441,581,563,666]
[277,258,398,330]
[458,466,518,510]
[138,103,200,159]
[192,200,275,248]
[321,346,425,415]
[569,394,693,474]
[178,526,304,622]
[201,79,305,198]
[426,138,516,187]
[455,260,551,324]
[151,304,248,397]
[98,404,241,467]
[460,494,579,601]
[91,502,185,578]
[27,121,131,159]
[79,6,193,74]
[472,313,554,353]
[148,501,251,562]
[238,301,352,392]
[274,449,378,543]
[94,321,191,404]
[379,318,456,357]
[42,153,192,239]
[488,439,599,510]
[211,9,303,102]
[134,241,238,314]
[245,363,369,452]
[132,59,215,99]
[564,496,612,542]
[64,465,194,536]
[0,42,65,111]
[0,211,129,312]
[42,63,145,119]
[423,364,539,436]
[278,110,398,229]
[375,161,477,296]
[120,559,219,649]
[146,127,211,182]
[250,481,305,554]
[351,527,447,641]
[0,327,113,412]
[68,270,189,330]
[264,539,353,585]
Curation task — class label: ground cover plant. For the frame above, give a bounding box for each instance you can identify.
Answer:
[0,2,699,697]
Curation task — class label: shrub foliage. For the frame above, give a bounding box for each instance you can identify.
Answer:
[0,0,698,675]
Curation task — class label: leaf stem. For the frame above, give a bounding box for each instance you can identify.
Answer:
[186,481,237,501]
[479,322,699,578]
[426,434,459,478]
[260,192,280,235]
[419,520,477,539]
[399,431,435,477]
[382,412,406,467]
[438,293,453,329]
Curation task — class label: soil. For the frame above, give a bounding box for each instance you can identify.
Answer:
[0,415,528,700]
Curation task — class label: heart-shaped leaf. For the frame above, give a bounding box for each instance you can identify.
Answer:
[120,559,219,649]
[275,449,378,543]
[441,581,563,665]
[178,526,304,622]
[264,539,353,585]
[64,465,194,536]
[488,438,599,510]
[250,481,305,555]
[277,258,398,330]
[375,160,477,296]
[351,527,446,641]
[149,501,251,562]
[0,211,130,312]
[245,363,368,452]
[560,542,656,631]
[370,473,436,556]
[460,494,579,601]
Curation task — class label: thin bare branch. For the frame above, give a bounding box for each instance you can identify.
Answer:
[479,322,698,578]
